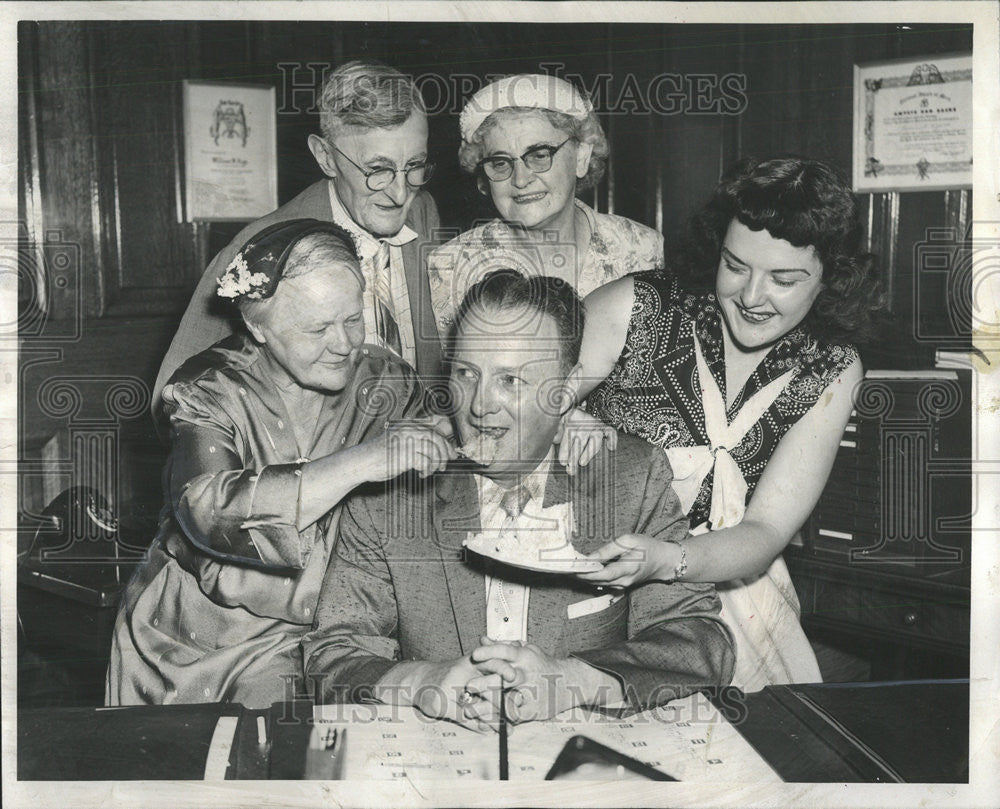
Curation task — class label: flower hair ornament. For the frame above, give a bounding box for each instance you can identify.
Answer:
[216,218,364,302]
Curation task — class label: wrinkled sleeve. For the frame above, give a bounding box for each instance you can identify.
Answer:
[571,448,736,712]
[163,379,316,571]
[301,491,400,701]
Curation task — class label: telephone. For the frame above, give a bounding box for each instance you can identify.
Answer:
[18,486,141,607]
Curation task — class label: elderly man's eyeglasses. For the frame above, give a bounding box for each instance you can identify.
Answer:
[477,138,574,183]
[332,145,435,191]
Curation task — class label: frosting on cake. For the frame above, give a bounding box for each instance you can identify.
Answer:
[457,434,501,466]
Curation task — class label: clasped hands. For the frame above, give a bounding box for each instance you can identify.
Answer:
[406,637,590,733]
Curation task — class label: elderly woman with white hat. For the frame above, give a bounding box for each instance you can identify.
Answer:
[427,74,663,333]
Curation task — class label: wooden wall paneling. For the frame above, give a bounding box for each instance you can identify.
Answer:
[944,188,971,237]
[718,27,746,174]
[941,188,974,348]
[248,21,332,208]
[605,26,657,226]
[785,26,855,169]
[18,22,47,325]
[88,22,201,316]
[654,25,743,244]
[19,316,179,444]
[419,23,486,232]
[898,192,953,269]
[738,26,823,161]
[890,23,973,60]
[735,25,891,167]
[869,192,901,308]
[194,21,253,84]
[864,190,910,369]
[736,25,806,162]
[20,22,194,532]
[33,22,103,321]
[409,19,505,230]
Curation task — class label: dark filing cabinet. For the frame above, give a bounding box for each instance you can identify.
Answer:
[786,370,972,680]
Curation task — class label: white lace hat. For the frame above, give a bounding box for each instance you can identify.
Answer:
[459,74,594,142]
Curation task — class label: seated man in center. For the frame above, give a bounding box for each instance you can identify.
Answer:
[303,270,734,727]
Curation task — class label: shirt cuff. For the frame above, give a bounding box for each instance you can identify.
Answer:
[239,462,312,568]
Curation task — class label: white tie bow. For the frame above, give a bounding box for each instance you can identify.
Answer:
[665,335,794,529]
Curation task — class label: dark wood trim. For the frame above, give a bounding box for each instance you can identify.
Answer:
[786,550,970,601]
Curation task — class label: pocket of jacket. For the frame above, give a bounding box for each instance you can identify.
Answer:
[567,593,623,620]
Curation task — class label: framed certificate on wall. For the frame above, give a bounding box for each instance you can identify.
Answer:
[853,53,972,192]
[182,80,278,221]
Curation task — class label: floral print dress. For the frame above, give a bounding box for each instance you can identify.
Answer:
[427,199,663,335]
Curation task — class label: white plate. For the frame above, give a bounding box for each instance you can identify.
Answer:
[462,535,603,574]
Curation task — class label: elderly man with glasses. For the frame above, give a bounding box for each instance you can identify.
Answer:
[154,60,443,419]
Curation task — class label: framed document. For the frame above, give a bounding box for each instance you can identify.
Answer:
[853,53,972,192]
[182,80,278,221]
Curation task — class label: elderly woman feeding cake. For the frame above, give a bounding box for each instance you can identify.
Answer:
[427,73,663,333]
[106,219,454,709]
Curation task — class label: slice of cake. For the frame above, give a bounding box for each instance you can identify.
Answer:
[456,434,501,467]
[463,525,599,571]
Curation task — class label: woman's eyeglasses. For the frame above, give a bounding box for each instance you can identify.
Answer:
[477,138,574,183]
[332,145,435,191]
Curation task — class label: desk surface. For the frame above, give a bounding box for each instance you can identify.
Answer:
[714,680,969,783]
[18,681,969,783]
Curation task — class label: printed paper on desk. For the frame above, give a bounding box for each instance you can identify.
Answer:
[311,692,781,782]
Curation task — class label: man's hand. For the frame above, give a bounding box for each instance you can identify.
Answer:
[375,656,509,733]
[466,637,620,724]
[360,415,456,481]
[555,408,617,475]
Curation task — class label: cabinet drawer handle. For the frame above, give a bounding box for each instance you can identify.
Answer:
[902,611,919,626]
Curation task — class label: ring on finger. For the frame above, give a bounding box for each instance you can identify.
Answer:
[457,689,475,706]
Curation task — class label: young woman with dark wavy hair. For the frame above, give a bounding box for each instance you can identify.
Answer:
[564,156,886,691]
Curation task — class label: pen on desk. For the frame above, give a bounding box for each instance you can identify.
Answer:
[499,688,509,781]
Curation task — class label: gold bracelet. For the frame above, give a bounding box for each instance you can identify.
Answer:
[663,539,688,582]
